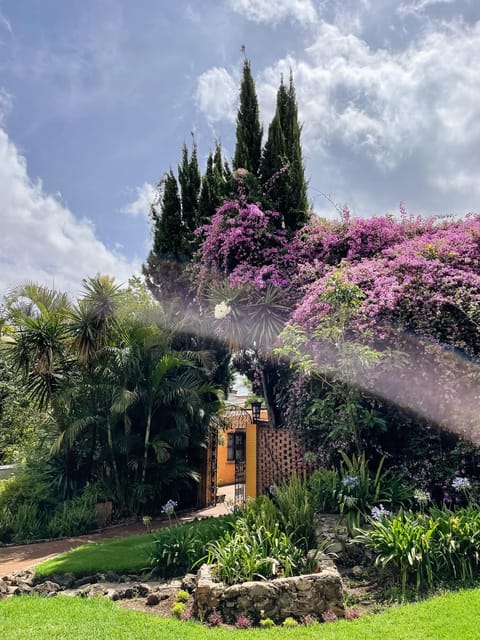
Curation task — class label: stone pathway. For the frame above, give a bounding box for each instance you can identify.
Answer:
[0,485,235,575]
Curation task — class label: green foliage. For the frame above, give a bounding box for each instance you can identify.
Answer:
[282,617,299,627]
[335,452,412,534]
[197,143,231,228]
[260,74,308,230]
[47,493,97,538]
[205,515,313,585]
[9,502,45,543]
[201,476,316,586]
[270,474,315,549]
[357,506,480,594]
[308,468,341,513]
[3,276,228,531]
[150,515,236,578]
[233,59,262,175]
[178,142,201,237]
[171,601,186,619]
[176,589,190,603]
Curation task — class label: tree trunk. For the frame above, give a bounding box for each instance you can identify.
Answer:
[142,410,152,483]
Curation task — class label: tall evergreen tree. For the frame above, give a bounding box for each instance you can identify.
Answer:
[260,73,308,230]
[152,170,184,260]
[178,141,201,236]
[233,59,263,175]
[197,143,230,228]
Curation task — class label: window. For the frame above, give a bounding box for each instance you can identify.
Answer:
[227,431,245,462]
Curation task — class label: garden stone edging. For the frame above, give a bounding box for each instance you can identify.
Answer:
[194,556,344,624]
[0,568,183,602]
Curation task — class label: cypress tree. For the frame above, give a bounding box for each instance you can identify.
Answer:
[233,59,263,175]
[178,141,201,235]
[197,143,230,227]
[282,73,308,229]
[152,170,184,261]
[260,72,308,230]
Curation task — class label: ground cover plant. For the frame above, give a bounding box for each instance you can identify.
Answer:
[2,589,480,639]
[35,515,235,578]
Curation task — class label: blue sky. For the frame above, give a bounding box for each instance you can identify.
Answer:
[0,0,479,295]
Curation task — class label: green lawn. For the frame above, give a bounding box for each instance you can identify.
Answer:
[35,531,156,577]
[1,589,480,639]
[35,516,234,578]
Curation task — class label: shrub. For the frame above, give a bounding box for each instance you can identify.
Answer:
[10,502,46,543]
[356,506,480,594]
[282,617,298,627]
[234,614,252,629]
[175,589,190,603]
[308,468,340,513]
[259,617,275,628]
[47,493,97,538]
[150,515,236,578]
[171,602,185,619]
[207,609,223,626]
[345,608,362,620]
[335,452,412,534]
[322,610,338,622]
[271,474,315,549]
[205,518,311,585]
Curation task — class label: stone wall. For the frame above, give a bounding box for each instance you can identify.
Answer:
[194,556,344,624]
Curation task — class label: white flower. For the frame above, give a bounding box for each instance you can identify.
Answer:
[214,301,231,319]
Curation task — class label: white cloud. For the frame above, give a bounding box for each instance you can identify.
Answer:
[122,182,157,218]
[228,0,318,25]
[195,67,237,123]
[397,0,456,17]
[0,8,12,34]
[0,88,12,124]
[253,20,480,211]
[197,13,480,216]
[0,127,140,297]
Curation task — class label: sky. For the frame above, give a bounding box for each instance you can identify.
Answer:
[0,0,479,297]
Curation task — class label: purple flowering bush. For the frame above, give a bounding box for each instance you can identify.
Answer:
[194,194,480,491]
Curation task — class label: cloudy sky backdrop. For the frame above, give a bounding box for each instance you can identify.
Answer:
[0,0,479,295]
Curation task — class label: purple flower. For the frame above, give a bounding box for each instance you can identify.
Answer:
[371,504,390,521]
[452,477,471,492]
[161,499,178,515]
[342,475,358,489]
[322,610,337,623]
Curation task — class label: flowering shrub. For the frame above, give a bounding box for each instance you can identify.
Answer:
[207,609,223,626]
[322,610,338,622]
[196,200,292,290]
[194,196,480,487]
[344,608,362,620]
[234,614,252,629]
[357,506,480,593]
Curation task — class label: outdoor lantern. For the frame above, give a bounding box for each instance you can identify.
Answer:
[251,401,261,423]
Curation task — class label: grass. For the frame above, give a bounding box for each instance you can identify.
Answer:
[1,589,480,639]
[35,516,235,578]
[35,531,156,577]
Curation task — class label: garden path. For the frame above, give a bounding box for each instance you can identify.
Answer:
[0,485,235,575]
